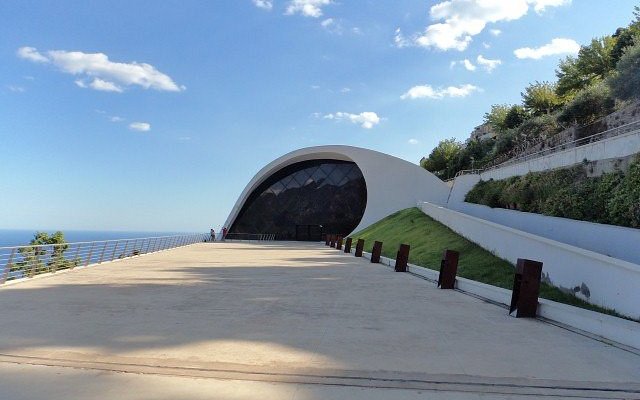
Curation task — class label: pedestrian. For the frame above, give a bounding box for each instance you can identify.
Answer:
[210,228,215,242]
[222,227,228,240]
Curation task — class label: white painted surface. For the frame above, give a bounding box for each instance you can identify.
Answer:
[224,145,450,234]
[351,248,640,350]
[480,129,640,181]
[418,202,640,320]
[449,202,640,265]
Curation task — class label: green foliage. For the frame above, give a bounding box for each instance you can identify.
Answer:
[465,157,640,229]
[556,36,618,98]
[14,231,77,277]
[351,207,626,317]
[609,37,640,101]
[522,81,563,115]
[557,83,615,127]
[517,113,561,140]
[504,105,529,130]
[420,138,463,179]
[483,104,511,133]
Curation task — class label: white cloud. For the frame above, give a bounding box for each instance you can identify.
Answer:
[253,0,273,10]
[401,84,480,100]
[7,85,25,92]
[408,138,419,145]
[324,111,381,129]
[514,38,579,59]
[394,28,411,48]
[340,87,351,93]
[17,46,183,92]
[110,116,124,122]
[17,46,49,63]
[129,122,151,132]
[476,54,501,72]
[320,17,343,34]
[285,0,332,18]
[463,59,476,71]
[490,29,502,36]
[531,0,571,13]
[310,85,320,90]
[402,0,570,51]
[482,42,491,49]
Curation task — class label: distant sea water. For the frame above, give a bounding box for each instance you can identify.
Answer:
[0,229,198,247]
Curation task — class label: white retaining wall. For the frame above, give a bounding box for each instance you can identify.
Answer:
[418,202,640,320]
[449,202,640,266]
[480,129,640,181]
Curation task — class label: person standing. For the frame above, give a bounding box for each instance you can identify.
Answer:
[210,229,215,242]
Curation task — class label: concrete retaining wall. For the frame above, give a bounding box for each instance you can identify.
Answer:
[418,201,640,320]
[480,129,640,181]
[449,202,640,265]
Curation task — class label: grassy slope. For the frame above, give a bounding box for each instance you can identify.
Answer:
[351,207,627,318]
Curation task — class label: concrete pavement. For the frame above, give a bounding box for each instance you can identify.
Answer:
[0,242,639,399]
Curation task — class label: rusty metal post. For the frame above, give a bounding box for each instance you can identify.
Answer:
[355,239,364,257]
[336,236,343,250]
[370,241,382,263]
[510,258,543,318]
[330,235,336,248]
[395,244,410,272]
[438,250,459,289]
[344,237,352,253]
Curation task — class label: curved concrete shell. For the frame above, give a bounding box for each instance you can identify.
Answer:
[224,145,450,236]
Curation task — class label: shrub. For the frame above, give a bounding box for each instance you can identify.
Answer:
[464,158,640,229]
[609,37,640,101]
[557,83,615,127]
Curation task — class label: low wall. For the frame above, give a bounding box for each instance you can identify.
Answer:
[449,202,640,265]
[481,129,640,181]
[418,202,640,320]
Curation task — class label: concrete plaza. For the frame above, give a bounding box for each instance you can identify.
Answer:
[0,242,639,399]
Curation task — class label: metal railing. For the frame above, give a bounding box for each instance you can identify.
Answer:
[0,233,208,284]
[222,233,276,241]
[453,120,640,179]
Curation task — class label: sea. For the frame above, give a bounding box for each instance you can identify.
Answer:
[0,229,198,248]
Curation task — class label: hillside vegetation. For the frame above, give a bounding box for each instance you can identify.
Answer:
[351,207,628,318]
[420,5,640,179]
[465,157,640,228]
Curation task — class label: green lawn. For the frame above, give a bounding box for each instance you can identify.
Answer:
[351,207,631,319]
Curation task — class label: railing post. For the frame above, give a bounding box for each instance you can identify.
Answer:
[344,238,352,253]
[336,236,343,251]
[99,241,108,263]
[510,258,543,318]
[395,244,410,272]
[438,250,459,289]
[1,248,16,284]
[355,239,364,257]
[122,240,129,259]
[112,240,119,260]
[85,242,95,267]
[371,241,382,263]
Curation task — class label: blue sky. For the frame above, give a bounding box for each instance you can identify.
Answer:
[1,0,637,232]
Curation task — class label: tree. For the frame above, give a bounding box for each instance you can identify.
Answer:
[609,37,640,101]
[420,138,463,179]
[504,105,529,130]
[15,231,74,277]
[483,104,511,133]
[522,81,562,115]
[556,36,618,98]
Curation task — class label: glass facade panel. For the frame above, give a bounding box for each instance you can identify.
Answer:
[230,159,367,240]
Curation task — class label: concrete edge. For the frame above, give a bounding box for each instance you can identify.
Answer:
[338,245,640,352]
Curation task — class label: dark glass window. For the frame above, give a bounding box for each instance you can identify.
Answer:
[230,160,367,240]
